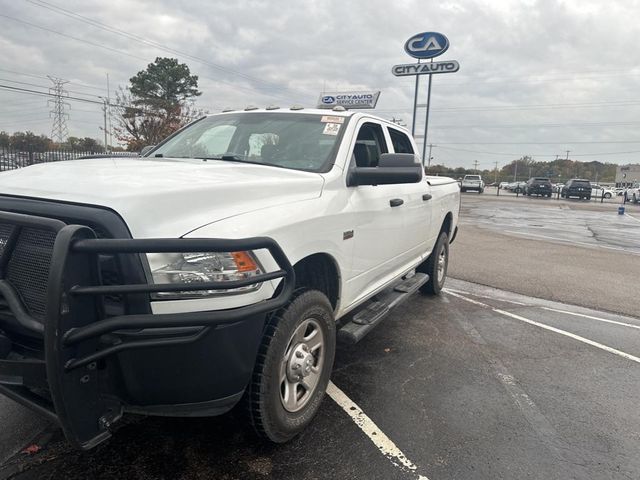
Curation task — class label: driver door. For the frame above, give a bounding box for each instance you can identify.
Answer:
[343,120,414,306]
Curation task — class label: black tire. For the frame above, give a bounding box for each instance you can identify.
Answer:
[461,188,466,193]
[244,289,336,443]
[586,196,591,200]
[419,231,449,295]
[604,193,612,199]
[479,189,484,194]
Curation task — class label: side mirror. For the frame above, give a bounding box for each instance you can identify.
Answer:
[140,145,156,157]
[347,153,423,187]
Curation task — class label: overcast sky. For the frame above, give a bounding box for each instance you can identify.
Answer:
[1,0,640,169]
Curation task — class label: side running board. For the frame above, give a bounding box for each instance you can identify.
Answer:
[338,273,428,345]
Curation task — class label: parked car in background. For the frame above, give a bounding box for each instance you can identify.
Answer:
[590,184,614,199]
[561,179,592,199]
[461,174,485,193]
[0,158,19,171]
[525,177,553,197]
[499,181,509,189]
[510,181,527,193]
[627,183,640,203]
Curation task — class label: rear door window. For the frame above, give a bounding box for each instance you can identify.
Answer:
[388,128,415,154]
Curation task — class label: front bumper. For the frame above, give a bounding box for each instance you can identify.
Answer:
[0,210,294,449]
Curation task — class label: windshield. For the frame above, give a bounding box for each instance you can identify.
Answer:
[465,175,480,180]
[149,112,348,173]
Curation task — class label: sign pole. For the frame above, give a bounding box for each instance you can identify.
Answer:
[421,59,433,164]
[411,60,421,137]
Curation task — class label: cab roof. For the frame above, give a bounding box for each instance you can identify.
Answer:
[205,108,410,133]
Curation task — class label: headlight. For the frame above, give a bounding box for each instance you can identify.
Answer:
[148,250,263,300]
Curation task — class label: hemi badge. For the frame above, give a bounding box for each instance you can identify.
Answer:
[343,230,354,240]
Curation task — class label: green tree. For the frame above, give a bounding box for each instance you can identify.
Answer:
[0,131,9,148]
[65,136,102,151]
[114,57,202,151]
[129,57,201,109]
[9,131,51,151]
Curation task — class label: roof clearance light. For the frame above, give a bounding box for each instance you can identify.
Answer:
[290,105,304,110]
[266,105,280,110]
[222,108,235,112]
[332,106,346,112]
[244,105,259,111]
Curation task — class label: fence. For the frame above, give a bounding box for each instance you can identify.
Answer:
[0,147,140,172]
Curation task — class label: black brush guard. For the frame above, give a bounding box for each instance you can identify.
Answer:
[0,211,294,449]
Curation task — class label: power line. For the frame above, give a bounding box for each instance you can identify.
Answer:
[0,84,108,105]
[0,12,300,104]
[431,140,640,145]
[435,145,640,157]
[26,0,304,96]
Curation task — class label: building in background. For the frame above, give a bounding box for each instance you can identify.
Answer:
[615,164,640,187]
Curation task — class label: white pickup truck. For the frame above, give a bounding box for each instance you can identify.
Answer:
[0,108,459,449]
[460,174,484,193]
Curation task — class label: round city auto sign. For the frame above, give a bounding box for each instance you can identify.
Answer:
[404,32,449,59]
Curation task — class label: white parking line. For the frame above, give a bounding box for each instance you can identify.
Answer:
[444,288,528,306]
[626,212,640,223]
[327,381,429,480]
[541,307,640,331]
[503,230,634,254]
[445,290,640,365]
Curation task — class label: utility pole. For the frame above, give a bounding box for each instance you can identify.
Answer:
[473,159,479,173]
[47,76,70,143]
[514,158,518,182]
[494,161,499,184]
[565,150,570,160]
[106,73,112,152]
[102,100,108,152]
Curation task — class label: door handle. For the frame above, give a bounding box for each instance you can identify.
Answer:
[389,198,404,207]
[422,193,432,201]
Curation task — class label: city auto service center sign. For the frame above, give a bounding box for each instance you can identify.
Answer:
[317,91,380,109]
[392,31,460,76]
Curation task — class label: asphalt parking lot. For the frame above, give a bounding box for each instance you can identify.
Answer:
[2,194,639,480]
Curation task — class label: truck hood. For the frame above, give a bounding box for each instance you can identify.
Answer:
[0,158,324,238]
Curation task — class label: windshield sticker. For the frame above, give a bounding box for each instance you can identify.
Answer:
[323,123,341,135]
[321,115,345,124]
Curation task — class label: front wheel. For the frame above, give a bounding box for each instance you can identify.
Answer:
[604,192,612,199]
[244,289,336,443]
[419,231,449,295]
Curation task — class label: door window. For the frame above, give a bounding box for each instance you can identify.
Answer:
[352,123,388,168]
[389,128,415,154]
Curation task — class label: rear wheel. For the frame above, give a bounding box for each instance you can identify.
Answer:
[244,289,336,443]
[419,231,449,295]
[604,192,612,199]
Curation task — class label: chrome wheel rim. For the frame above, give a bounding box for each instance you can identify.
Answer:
[436,245,447,285]
[280,318,325,413]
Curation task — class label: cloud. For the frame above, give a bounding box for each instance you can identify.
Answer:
[0,0,639,168]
